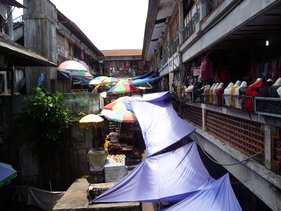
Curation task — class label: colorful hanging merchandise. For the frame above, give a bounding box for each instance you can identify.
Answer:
[218,61,228,83]
[244,79,264,111]
[200,56,214,81]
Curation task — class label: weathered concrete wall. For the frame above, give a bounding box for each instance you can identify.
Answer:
[0,92,102,190]
[23,0,57,94]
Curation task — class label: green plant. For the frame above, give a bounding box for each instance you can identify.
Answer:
[16,87,72,152]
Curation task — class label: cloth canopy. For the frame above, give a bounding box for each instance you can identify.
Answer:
[131,70,156,81]
[131,100,196,157]
[131,73,169,86]
[91,141,214,204]
[161,173,242,211]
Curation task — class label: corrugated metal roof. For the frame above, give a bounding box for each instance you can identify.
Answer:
[7,0,27,8]
[101,49,142,57]
[0,35,57,66]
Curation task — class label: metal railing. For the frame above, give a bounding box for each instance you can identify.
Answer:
[205,0,223,19]
[183,10,200,41]
[13,15,23,23]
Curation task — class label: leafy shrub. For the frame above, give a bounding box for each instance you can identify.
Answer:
[15,87,72,153]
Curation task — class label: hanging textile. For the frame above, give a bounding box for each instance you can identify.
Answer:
[244,80,264,111]
[200,56,214,81]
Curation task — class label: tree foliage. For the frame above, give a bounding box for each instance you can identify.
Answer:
[16,87,72,152]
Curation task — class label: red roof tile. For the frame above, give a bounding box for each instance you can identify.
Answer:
[101,49,142,57]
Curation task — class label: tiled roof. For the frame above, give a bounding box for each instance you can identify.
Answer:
[101,49,142,57]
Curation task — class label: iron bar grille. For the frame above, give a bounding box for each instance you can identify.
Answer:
[182,105,203,128]
[206,110,264,161]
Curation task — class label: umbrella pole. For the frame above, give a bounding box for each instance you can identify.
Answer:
[92,126,96,148]
[118,122,121,137]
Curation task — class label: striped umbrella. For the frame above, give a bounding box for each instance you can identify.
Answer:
[103,101,133,111]
[89,76,109,85]
[99,77,120,85]
[69,70,93,79]
[57,60,88,73]
[107,84,137,94]
[104,110,137,123]
[115,79,133,85]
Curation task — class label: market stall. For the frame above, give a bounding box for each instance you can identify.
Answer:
[105,154,127,183]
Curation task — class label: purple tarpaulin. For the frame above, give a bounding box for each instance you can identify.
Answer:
[131,100,196,157]
[91,141,214,203]
[161,173,242,211]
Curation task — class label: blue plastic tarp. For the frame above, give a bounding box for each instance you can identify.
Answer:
[91,141,214,204]
[131,73,169,86]
[131,100,196,157]
[131,70,156,80]
[161,173,242,211]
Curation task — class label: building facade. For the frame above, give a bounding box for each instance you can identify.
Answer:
[143,0,281,210]
[101,49,149,78]
[13,0,104,94]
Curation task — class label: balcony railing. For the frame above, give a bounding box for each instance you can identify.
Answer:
[183,10,200,41]
[170,38,179,55]
[205,0,223,19]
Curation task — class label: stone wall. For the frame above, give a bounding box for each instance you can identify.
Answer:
[0,92,101,190]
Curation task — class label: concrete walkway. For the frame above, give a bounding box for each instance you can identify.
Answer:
[53,157,158,211]
[53,177,140,211]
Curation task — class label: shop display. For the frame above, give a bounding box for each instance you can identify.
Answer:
[107,154,126,165]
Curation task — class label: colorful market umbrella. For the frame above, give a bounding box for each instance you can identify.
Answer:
[104,110,137,123]
[115,79,133,85]
[103,101,133,111]
[79,114,104,128]
[99,77,120,85]
[0,162,17,187]
[69,70,93,79]
[107,84,137,94]
[79,114,105,146]
[89,76,109,85]
[57,60,88,73]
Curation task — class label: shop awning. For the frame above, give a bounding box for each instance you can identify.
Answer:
[0,36,57,67]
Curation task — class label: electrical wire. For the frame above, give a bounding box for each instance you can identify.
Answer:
[194,137,264,166]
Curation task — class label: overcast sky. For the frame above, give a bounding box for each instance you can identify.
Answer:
[14,0,149,50]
